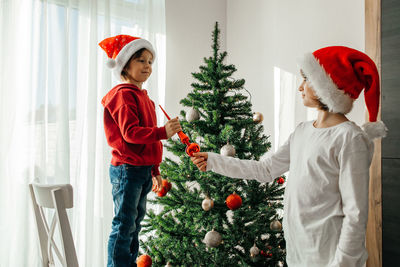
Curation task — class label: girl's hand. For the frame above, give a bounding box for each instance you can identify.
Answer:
[152,175,163,192]
[191,152,209,172]
[165,117,182,139]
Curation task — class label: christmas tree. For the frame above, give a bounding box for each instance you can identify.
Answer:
[141,22,286,266]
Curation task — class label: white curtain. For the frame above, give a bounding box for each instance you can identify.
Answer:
[0,0,165,266]
[273,67,316,149]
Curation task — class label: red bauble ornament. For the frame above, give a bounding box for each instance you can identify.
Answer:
[157,187,168,197]
[276,177,285,184]
[226,193,242,210]
[137,254,152,267]
[162,179,172,192]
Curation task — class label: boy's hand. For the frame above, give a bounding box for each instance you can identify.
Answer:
[152,175,163,192]
[191,152,209,172]
[165,117,182,139]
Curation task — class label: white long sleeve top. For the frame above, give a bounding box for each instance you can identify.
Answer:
[206,121,374,267]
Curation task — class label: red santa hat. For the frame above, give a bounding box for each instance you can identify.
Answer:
[98,34,156,81]
[297,46,387,139]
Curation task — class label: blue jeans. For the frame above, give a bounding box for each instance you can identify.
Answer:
[107,164,153,267]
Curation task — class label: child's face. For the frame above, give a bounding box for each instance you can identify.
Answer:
[125,49,153,83]
[298,71,320,108]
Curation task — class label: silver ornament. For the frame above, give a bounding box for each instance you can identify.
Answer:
[165,263,173,267]
[253,112,264,123]
[204,230,222,247]
[185,108,200,122]
[202,197,214,211]
[250,244,260,257]
[270,220,282,231]
[220,143,236,157]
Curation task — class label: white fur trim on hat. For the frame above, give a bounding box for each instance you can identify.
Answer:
[113,38,156,81]
[297,52,354,114]
[362,121,388,140]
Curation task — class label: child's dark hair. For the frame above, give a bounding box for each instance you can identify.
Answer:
[317,99,329,111]
[121,48,147,80]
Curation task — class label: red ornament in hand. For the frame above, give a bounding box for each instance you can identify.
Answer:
[226,193,242,210]
[156,179,172,197]
[137,254,152,267]
[159,105,200,156]
[162,179,172,192]
[157,187,168,197]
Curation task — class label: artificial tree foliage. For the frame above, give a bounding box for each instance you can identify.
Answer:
[141,22,286,267]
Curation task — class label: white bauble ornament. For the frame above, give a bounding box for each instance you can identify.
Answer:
[220,143,236,157]
[202,197,214,211]
[250,244,260,257]
[185,108,200,122]
[165,263,173,267]
[270,220,282,231]
[204,230,222,247]
[253,112,264,123]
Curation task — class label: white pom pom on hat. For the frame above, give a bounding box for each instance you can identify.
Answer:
[106,58,116,69]
[362,121,388,140]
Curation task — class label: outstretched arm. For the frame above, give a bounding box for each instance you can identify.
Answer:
[191,135,291,183]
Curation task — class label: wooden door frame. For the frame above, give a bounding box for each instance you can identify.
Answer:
[365,0,382,266]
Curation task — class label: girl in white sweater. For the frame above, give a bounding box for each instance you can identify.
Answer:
[191,46,387,267]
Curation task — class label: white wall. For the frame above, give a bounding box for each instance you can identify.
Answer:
[166,0,365,150]
[227,0,365,150]
[164,0,227,120]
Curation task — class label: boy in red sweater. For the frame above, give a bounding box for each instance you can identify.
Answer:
[99,35,181,267]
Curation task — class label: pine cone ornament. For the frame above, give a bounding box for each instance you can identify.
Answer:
[226,193,242,210]
[204,230,222,247]
[186,107,200,122]
[220,143,236,157]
